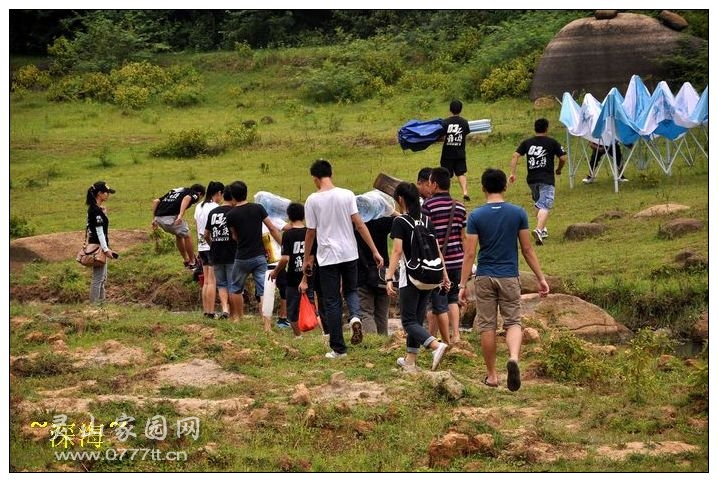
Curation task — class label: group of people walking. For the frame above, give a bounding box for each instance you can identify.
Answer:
[84,110,566,391]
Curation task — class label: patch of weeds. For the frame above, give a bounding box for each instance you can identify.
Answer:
[11,351,77,377]
[10,214,36,238]
[618,328,675,404]
[96,145,115,167]
[534,330,614,387]
[158,385,203,398]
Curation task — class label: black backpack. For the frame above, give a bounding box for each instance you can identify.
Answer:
[399,214,444,290]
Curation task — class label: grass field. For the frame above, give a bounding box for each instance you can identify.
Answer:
[9,48,709,473]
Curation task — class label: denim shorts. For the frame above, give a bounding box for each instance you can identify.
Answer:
[232,255,268,296]
[213,263,237,292]
[529,183,555,210]
[154,215,190,237]
[430,268,461,314]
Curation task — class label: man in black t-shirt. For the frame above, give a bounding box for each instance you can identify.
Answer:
[205,186,240,320]
[440,99,471,202]
[509,118,567,246]
[152,183,205,269]
[225,181,283,329]
[355,215,394,336]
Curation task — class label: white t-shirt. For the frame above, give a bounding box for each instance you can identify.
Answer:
[194,201,219,252]
[305,187,359,266]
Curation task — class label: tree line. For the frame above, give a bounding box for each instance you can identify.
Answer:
[10,10,533,55]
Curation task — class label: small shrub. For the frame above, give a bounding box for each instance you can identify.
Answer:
[114,84,151,111]
[150,228,176,254]
[10,215,35,239]
[161,83,204,108]
[150,129,209,158]
[110,61,170,94]
[536,330,613,386]
[479,50,541,101]
[12,64,51,91]
[618,328,675,404]
[79,72,114,102]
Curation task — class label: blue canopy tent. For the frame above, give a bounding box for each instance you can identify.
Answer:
[559,75,708,192]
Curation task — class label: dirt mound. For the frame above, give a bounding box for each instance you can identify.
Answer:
[10,229,150,273]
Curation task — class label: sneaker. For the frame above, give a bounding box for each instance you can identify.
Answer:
[215,311,229,320]
[532,228,544,246]
[276,318,290,328]
[619,176,629,182]
[397,357,419,372]
[463,194,471,202]
[203,312,215,319]
[431,342,448,371]
[541,229,548,239]
[507,359,521,392]
[325,350,347,359]
[350,317,363,345]
[582,176,594,184]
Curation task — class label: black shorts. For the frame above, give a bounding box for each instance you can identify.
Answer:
[440,158,468,177]
[198,251,212,266]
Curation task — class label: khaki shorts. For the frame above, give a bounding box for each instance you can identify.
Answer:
[154,215,190,237]
[474,276,522,332]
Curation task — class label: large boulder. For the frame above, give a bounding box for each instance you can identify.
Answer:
[530,13,705,100]
[520,293,632,342]
[657,218,703,239]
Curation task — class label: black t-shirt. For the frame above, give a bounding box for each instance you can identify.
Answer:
[356,216,393,286]
[390,213,435,264]
[87,204,108,245]
[440,115,470,161]
[154,188,200,217]
[225,203,269,260]
[515,136,566,186]
[281,227,313,287]
[204,204,236,265]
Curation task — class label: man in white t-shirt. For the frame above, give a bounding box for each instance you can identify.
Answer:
[303,159,384,358]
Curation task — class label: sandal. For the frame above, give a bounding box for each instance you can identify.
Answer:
[483,376,499,388]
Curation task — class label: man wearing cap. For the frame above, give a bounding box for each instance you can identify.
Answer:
[152,183,206,269]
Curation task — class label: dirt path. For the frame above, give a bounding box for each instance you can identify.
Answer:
[9,230,149,273]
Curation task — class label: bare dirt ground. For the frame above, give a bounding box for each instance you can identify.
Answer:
[9,230,150,273]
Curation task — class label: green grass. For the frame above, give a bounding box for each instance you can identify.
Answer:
[9,48,709,472]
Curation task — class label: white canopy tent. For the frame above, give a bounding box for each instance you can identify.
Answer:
[559,75,708,192]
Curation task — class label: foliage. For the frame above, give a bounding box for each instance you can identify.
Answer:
[535,330,614,386]
[149,129,209,158]
[11,64,51,92]
[10,215,35,239]
[659,38,708,90]
[618,328,676,404]
[47,12,154,74]
[478,50,542,101]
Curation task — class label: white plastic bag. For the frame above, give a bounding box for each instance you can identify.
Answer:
[356,189,396,222]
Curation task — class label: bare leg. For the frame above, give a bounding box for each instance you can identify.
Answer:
[457,174,469,197]
[536,208,550,231]
[448,303,461,343]
[480,329,498,385]
[217,288,230,314]
[505,324,523,362]
[435,312,450,345]
[202,265,216,313]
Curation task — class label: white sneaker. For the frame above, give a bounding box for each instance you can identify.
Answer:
[350,317,363,345]
[532,229,544,246]
[325,351,347,359]
[541,229,548,239]
[582,176,595,184]
[431,342,448,371]
[397,357,419,372]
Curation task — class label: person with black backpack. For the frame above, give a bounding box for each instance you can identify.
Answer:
[385,182,449,372]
